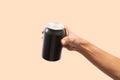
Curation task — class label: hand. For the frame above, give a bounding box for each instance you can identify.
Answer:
[61,27,88,51]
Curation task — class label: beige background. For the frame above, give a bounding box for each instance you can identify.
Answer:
[0,0,120,80]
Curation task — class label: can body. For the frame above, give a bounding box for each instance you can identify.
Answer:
[42,23,65,61]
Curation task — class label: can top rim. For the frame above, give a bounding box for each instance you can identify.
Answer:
[45,22,64,30]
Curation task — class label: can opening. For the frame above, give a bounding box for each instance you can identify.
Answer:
[45,22,64,30]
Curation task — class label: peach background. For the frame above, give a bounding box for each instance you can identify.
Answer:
[0,0,120,80]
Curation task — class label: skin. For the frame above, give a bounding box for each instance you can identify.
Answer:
[42,27,120,80]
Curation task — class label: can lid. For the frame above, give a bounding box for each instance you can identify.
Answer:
[45,22,64,30]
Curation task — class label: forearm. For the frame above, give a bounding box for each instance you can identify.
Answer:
[77,41,120,80]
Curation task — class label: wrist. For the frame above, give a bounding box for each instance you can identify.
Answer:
[76,38,92,53]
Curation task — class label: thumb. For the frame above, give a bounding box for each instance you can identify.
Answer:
[61,37,70,46]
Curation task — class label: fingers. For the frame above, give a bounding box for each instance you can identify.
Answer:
[61,26,71,46]
[64,26,69,36]
[62,41,75,51]
[61,36,70,46]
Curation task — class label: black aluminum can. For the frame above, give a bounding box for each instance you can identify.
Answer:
[42,22,65,61]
